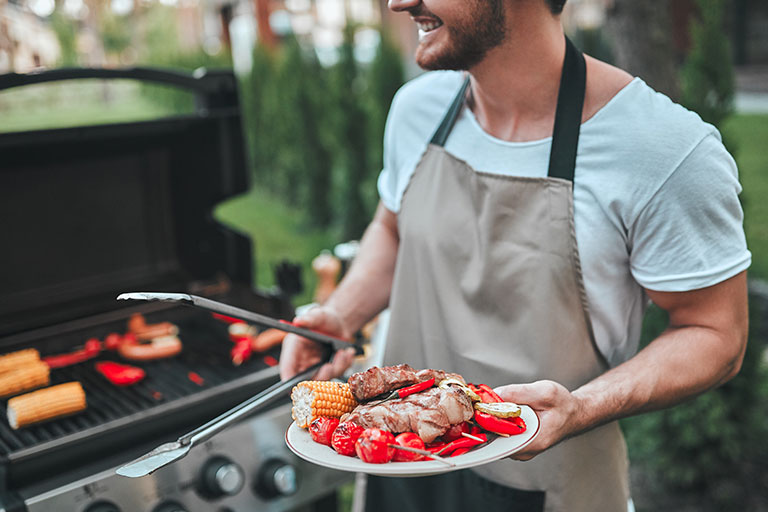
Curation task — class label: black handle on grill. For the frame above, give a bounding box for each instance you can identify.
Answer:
[0,67,239,111]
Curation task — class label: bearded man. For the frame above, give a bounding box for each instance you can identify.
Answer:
[280,1,750,510]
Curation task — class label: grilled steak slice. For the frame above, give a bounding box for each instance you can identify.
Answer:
[347,364,419,401]
[415,369,466,386]
[341,387,474,443]
[348,366,467,402]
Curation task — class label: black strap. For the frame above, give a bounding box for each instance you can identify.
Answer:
[430,77,471,146]
[429,37,586,183]
[547,36,586,182]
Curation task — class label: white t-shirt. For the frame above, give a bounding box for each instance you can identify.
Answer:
[377,71,751,367]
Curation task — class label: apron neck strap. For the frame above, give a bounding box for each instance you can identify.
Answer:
[429,36,586,183]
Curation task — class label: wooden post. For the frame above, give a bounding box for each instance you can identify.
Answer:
[253,0,277,49]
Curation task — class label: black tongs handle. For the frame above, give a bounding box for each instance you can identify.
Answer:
[116,292,363,356]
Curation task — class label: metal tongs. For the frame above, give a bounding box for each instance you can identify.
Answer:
[114,292,361,478]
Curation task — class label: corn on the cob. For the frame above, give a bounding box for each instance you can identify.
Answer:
[0,360,50,398]
[0,349,41,374]
[7,382,87,430]
[291,380,357,429]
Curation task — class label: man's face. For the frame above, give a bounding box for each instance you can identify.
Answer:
[392,0,506,70]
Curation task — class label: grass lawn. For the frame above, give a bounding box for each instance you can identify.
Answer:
[214,186,341,307]
[723,114,768,280]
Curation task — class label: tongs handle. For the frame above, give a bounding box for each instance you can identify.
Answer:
[180,361,324,446]
[117,292,363,356]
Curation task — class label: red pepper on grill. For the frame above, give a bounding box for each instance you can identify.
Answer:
[377,377,436,404]
[187,371,205,386]
[474,411,527,436]
[103,333,123,351]
[230,338,252,366]
[44,338,102,368]
[94,361,146,386]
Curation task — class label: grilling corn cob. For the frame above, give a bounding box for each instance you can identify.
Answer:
[0,360,50,398]
[0,349,41,374]
[7,382,87,430]
[291,381,357,429]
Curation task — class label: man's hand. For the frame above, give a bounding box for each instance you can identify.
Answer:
[495,380,583,460]
[279,306,357,381]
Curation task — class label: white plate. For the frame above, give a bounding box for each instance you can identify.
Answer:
[285,406,539,477]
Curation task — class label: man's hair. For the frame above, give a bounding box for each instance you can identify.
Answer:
[546,0,567,14]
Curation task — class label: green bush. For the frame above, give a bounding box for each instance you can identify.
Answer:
[623,300,768,510]
[240,26,404,238]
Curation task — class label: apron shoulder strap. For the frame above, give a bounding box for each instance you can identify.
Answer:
[428,37,586,183]
[430,76,471,147]
[547,37,586,182]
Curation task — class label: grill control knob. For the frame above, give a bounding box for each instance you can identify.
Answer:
[256,459,299,498]
[152,502,188,512]
[199,457,245,498]
[84,501,120,512]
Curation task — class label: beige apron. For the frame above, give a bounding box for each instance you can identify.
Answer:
[371,38,629,511]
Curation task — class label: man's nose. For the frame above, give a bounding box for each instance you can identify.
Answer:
[388,0,421,12]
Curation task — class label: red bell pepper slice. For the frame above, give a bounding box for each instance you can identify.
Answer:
[44,339,103,368]
[474,411,527,435]
[95,361,146,386]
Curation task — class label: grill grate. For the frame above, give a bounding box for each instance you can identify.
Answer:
[0,308,281,460]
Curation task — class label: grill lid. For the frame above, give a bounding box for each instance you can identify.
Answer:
[0,68,253,340]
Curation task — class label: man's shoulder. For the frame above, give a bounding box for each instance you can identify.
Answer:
[390,71,466,124]
[588,78,720,166]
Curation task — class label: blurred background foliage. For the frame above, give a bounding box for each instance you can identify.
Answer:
[1,0,768,509]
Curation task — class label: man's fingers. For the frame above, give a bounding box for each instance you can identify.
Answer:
[495,380,561,407]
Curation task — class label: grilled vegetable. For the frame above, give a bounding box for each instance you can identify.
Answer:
[0,349,41,373]
[94,361,145,386]
[331,421,364,456]
[355,428,396,463]
[0,360,50,398]
[7,382,86,429]
[44,339,102,368]
[392,432,426,462]
[310,417,340,446]
[474,411,526,436]
[474,401,521,418]
[290,380,357,429]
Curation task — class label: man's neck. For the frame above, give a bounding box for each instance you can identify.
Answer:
[467,9,567,143]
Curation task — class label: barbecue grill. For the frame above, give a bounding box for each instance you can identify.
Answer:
[0,68,350,512]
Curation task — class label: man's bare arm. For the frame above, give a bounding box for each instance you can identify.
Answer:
[279,202,399,380]
[498,271,748,459]
[324,202,400,338]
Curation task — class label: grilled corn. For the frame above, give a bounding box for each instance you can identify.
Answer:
[7,382,87,429]
[0,349,41,374]
[291,380,357,428]
[0,360,50,398]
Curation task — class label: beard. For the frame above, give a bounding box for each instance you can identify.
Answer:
[414,0,506,71]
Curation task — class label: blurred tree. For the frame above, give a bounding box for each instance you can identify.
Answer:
[680,0,734,133]
[330,24,370,240]
[364,29,405,214]
[50,10,78,66]
[100,12,132,64]
[605,0,680,99]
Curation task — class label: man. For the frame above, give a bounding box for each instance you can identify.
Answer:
[280,0,750,510]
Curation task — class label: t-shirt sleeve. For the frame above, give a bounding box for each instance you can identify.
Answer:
[629,132,751,292]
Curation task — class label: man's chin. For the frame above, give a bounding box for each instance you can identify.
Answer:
[415,47,466,71]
